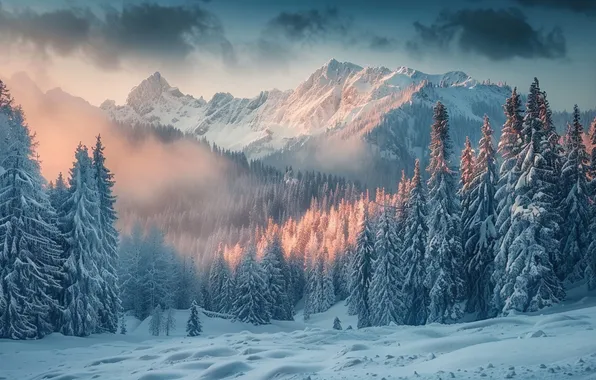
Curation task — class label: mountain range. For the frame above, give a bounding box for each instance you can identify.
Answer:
[5,60,593,189]
[100,59,513,187]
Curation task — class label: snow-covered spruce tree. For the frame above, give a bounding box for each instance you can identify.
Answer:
[539,91,564,186]
[176,255,199,310]
[302,233,319,321]
[287,250,305,306]
[143,226,175,315]
[119,315,127,335]
[117,223,145,319]
[424,101,465,324]
[232,244,271,325]
[92,135,120,333]
[588,229,596,290]
[186,300,202,337]
[395,170,410,236]
[459,136,475,258]
[492,87,524,314]
[209,244,232,313]
[536,91,566,272]
[308,247,335,315]
[221,275,236,316]
[369,203,404,326]
[401,160,429,326]
[348,200,374,328]
[495,78,564,314]
[464,116,498,319]
[48,172,69,214]
[332,247,350,301]
[149,305,163,336]
[558,106,591,284]
[333,316,342,330]
[344,249,358,316]
[261,231,293,320]
[588,117,596,184]
[59,144,106,337]
[322,250,336,312]
[0,102,62,340]
[164,308,175,336]
[588,118,596,290]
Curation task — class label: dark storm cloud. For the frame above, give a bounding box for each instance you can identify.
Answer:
[514,0,596,14]
[265,8,350,44]
[407,8,566,60]
[259,7,397,60]
[0,7,93,55]
[367,35,399,51]
[0,3,234,69]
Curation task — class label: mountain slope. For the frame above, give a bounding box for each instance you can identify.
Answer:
[101,60,514,187]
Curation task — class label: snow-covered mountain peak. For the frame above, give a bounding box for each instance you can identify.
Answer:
[394,66,476,88]
[396,66,418,76]
[126,71,177,115]
[9,72,41,95]
[102,60,511,163]
[440,71,476,87]
[302,59,364,89]
[322,58,363,75]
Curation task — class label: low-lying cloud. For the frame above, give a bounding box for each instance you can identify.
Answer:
[407,8,566,60]
[6,73,227,204]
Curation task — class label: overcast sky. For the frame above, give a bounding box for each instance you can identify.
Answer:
[1,0,595,111]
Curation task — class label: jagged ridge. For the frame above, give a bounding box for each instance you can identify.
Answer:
[101,59,511,161]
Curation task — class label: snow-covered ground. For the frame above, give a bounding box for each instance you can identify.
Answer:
[2,289,596,380]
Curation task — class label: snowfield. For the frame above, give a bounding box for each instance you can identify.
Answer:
[2,289,596,380]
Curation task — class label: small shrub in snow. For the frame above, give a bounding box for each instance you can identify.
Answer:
[187,300,202,337]
[333,317,342,330]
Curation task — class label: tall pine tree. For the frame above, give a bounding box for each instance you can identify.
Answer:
[559,106,590,284]
[460,136,475,250]
[0,99,62,339]
[347,200,374,328]
[425,101,465,324]
[587,117,596,290]
[495,78,564,314]
[59,144,104,336]
[92,135,120,333]
[464,116,498,319]
[588,117,596,184]
[232,244,270,325]
[209,244,233,314]
[369,203,404,326]
[401,160,429,326]
[493,87,524,314]
[261,231,293,320]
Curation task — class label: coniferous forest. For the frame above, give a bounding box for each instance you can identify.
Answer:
[2,75,596,339]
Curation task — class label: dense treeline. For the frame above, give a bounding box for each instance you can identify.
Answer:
[2,76,596,339]
[0,81,119,338]
[116,125,363,269]
[170,78,596,326]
